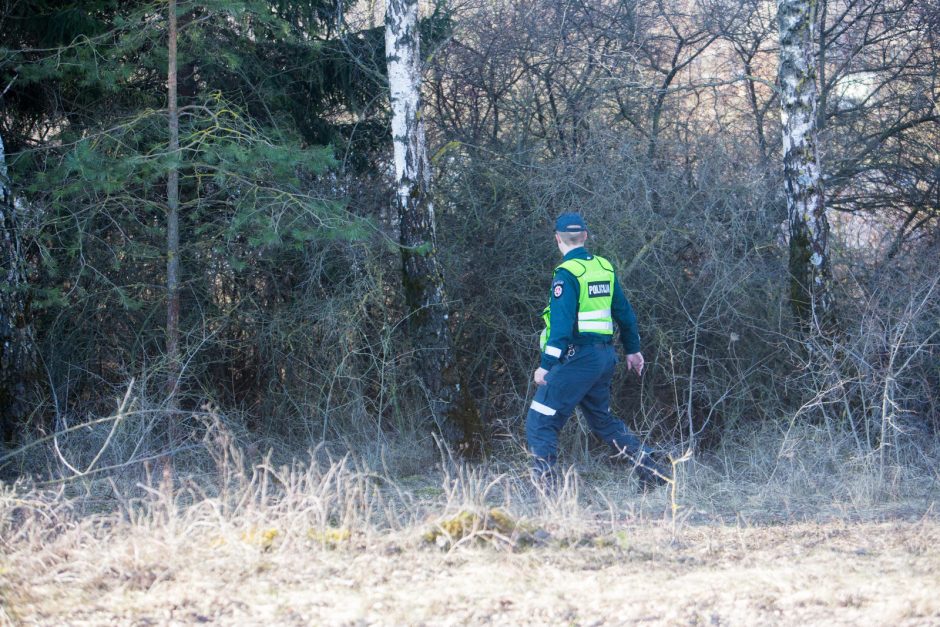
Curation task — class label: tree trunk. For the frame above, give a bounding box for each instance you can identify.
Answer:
[166,0,181,429]
[385,0,481,452]
[0,130,37,443]
[777,0,834,332]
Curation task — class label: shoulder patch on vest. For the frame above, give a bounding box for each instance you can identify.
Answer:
[596,256,614,272]
[552,280,564,299]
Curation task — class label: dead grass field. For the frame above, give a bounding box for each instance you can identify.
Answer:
[4,518,939,626]
[3,426,939,626]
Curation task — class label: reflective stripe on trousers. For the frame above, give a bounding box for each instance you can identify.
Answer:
[530,399,557,416]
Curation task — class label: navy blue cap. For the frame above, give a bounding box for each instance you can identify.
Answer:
[555,212,588,233]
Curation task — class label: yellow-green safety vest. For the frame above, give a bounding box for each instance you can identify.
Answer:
[539,256,615,350]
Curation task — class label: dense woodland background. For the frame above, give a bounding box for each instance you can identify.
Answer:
[1,0,938,477]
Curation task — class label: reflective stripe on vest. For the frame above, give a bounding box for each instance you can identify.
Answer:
[578,320,614,332]
[578,309,611,320]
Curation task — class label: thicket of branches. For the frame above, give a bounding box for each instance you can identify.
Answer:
[1,0,938,475]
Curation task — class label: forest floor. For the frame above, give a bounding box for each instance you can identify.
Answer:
[5,517,940,626]
[3,430,940,626]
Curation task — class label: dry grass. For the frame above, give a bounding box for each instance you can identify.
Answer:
[2,420,939,626]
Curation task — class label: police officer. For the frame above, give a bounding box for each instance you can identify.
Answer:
[526,213,668,488]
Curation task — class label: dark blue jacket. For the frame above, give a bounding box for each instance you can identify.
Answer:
[540,247,641,370]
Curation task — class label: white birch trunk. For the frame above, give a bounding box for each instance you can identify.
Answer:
[777,0,834,331]
[0,130,37,442]
[385,0,480,450]
[386,0,429,228]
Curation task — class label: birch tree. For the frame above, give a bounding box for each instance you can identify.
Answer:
[385,0,481,450]
[777,0,834,331]
[0,130,36,443]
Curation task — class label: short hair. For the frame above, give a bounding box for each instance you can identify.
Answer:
[556,230,588,246]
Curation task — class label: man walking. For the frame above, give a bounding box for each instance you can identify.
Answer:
[527,213,669,488]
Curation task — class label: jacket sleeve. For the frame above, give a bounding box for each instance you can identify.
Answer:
[611,275,641,354]
[540,268,578,370]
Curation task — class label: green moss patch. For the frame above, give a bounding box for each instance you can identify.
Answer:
[423,508,548,550]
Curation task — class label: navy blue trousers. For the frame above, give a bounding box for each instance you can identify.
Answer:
[526,344,651,474]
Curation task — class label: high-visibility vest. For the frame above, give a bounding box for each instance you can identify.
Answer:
[539,255,615,350]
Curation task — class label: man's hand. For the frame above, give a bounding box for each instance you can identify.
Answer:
[533,367,549,386]
[626,352,644,376]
